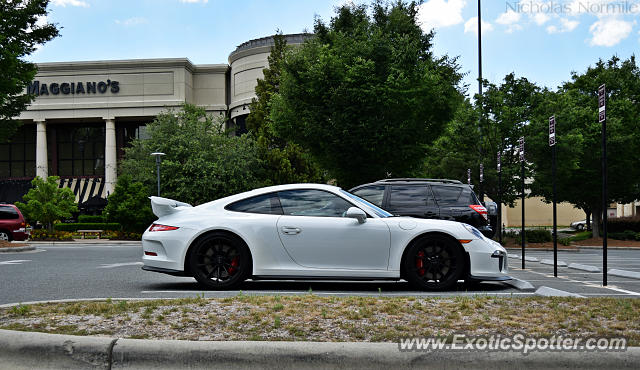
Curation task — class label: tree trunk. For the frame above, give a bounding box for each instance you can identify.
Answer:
[586,209,591,231]
[47,222,53,233]
[592,208,601,238]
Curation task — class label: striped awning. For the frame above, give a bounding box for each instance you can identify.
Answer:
[57,177,107,205]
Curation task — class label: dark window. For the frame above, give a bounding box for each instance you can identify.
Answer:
[431,185,479,206]
[278,189,352,217]
[226,193,282,215]
[351,185,385,207]
[53,124,105,176]
[388,185,433,208]
[0,206,19,220]
[0,125,36,178]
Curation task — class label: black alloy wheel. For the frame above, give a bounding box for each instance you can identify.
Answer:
[189,232,250,289]
[404,235,464,291]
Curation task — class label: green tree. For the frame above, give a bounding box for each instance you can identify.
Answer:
[16,176,77,231]
[120,104,263,205]
[270,1,463,188]
[422,74,541,206]
[246,32,324,185]
[528,56,640,237]
[102,175,156,233]
[1,0,59,142]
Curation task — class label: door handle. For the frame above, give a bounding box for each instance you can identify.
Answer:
[281,226,301,235]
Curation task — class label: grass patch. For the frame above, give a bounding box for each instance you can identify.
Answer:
[0,296,639,343]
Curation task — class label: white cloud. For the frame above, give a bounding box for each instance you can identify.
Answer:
[533,12,551,25]
[179,0,208,3]
[589,17,634,46]
[496,9,523,33]
[417,0,467,31]
[547,17,580,33]
[496,9,521,25]
[51,0,89,7]
[115,17,148,26]
[464,16,493,35]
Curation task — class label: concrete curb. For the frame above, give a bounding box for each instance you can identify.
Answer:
[578,246,640,250]
[27,240,141,246]
[535,286,585,298]
[502,278,535,292]
[541,259,568,267]
[0,245,35,253]
[568,263,601,273]
[524,257,539,262]
[608,269,640,280]
[1,329,639,369]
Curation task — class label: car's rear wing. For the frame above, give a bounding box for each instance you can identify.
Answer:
[149,196,193,217]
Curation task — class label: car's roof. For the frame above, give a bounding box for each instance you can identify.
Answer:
[200,183,343,209]
[351,178,469,189]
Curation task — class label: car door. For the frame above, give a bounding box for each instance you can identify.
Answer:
[386,184,439,219]
[276,189,391,270]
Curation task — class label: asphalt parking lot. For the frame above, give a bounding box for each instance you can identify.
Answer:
[507,248,640,297]
[1,243,639,304]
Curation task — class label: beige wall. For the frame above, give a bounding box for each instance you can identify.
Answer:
[502,196,586,227]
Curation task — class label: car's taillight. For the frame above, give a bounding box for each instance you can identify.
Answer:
[469,205,488,220]
[148,223,179,232]
[20,222,25,227]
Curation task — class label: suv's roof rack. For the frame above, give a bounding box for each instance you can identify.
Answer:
[377,178,463,184]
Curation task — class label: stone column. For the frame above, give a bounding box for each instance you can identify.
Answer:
[104,119,117,196]
[35,120,48,179]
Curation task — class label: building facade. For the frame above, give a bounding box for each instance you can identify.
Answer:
[0,34,308,211]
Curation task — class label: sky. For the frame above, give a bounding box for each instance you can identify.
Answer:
[30,0,640,97]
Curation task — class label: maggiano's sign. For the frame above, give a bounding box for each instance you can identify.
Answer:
[27,80,120,96]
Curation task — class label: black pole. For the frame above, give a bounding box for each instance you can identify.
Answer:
[477,0,484,202]
[521,159,525,269]
[155,156,161,197]
[602,108,608,287]
[498,165,502,244]
[553,143,558,277]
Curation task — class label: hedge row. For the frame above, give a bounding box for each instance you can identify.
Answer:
[503,229,552,243]
[53,223,121,232]
[608,216,640,233]
[77,215,105,223]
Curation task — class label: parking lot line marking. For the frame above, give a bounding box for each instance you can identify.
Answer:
[98,262,144,269]
[0,260,31,265]
[516,268,640,296]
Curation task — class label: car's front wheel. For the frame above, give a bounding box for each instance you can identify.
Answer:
[577,224,584,231]
[403,235,464,291]
[189,232,251,290]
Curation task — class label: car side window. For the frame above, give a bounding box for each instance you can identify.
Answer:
[278,189,353,217]
[351,185,385,207]
[431,186,463,206]
[0,206,19,220]
[388,185,434,208]
[226,193,283,215]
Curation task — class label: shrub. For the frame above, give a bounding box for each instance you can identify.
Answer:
[53,223,121,232]
[103,231,143,240]
[609,230,637,240]
[78,215,105,223]
[30,229,73,241]
[102,175,156,233]
[559,238,572,246]
[608,216,640,233]
[15,176,78,231]
[525,229,552,243]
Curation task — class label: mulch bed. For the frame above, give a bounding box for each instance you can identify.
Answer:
[0,240,28,248]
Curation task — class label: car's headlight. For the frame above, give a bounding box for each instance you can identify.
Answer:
[462,223,485,240]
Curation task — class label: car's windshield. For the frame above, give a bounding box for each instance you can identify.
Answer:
[340,190,393,218]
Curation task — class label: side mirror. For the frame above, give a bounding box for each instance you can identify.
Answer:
[346,207,367,224]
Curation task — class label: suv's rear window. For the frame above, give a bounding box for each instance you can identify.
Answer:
[389,185,434,207]
[0,206,19,220]
[431,185,479,206]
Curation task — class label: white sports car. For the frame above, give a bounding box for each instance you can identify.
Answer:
[142,184,510,290]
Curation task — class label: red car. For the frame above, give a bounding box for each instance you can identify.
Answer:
[0,204,29,241]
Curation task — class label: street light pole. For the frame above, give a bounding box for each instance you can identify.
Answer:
[477,0,484,202]
[150,152,165,197]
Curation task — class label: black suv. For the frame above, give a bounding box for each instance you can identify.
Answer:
[350,178,495,237]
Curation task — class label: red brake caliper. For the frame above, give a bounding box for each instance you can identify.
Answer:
[228,257,239,275]
[416,251,425,276]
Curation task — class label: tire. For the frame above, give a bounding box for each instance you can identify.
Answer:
[0,231,10,241]
[189,232,251,290]
[577,224,584,231]
[403,235,465,291]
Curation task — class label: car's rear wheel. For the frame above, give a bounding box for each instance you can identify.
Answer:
[404,235,464,291]
[189,232,250,290]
